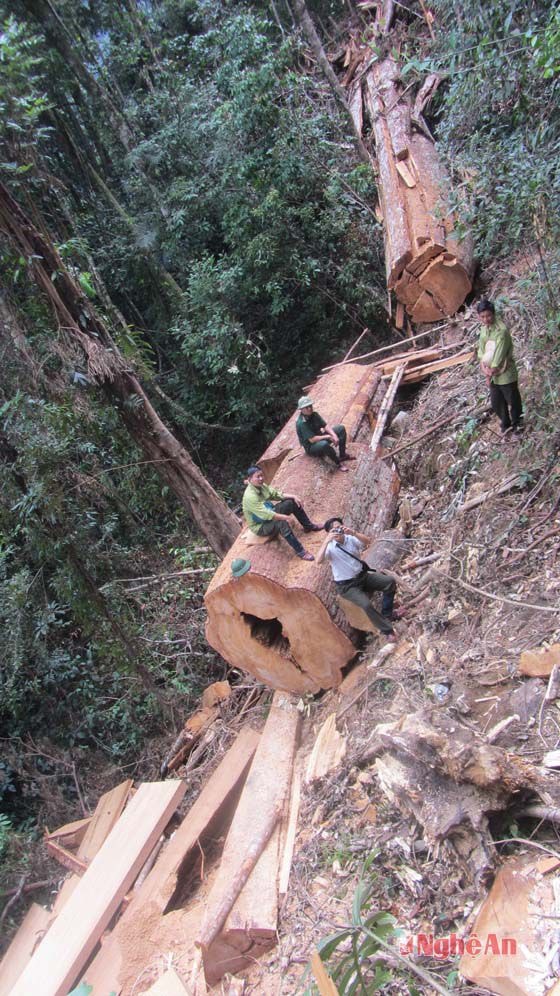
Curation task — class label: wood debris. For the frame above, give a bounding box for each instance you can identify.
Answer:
[519,644,560,678]
[460,856,560,996]
[305,714,347,783]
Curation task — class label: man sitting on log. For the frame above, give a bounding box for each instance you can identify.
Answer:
[242,465,321,561]
[317,518,400,639]
[477,298,524,435]
[296,396,355,472]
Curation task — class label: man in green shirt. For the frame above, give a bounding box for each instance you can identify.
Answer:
[295,396,355,471]
[242,465,322,561]
[476,298,523,434]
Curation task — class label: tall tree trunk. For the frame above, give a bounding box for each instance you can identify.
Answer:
[291,0,372,166]
[0,181,241,557]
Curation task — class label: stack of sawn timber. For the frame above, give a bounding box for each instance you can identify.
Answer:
[346,52,474,323]
[368,341,474,385]
[205,361,401,694]
[0,694,302,995]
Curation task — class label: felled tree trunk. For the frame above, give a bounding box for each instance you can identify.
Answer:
[205,362,400,693]
[0,182,240,558]
[350,57,474,323]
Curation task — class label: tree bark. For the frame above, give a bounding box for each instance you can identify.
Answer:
[205,362,400,692]
[0,181,240,557]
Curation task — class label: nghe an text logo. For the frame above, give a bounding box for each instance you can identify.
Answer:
[400,933,517,959]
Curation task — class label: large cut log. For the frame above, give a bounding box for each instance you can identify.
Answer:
[205,362,399,694]
[199,692,300,985]
[81,728,259,996]
[11,781,185,996]
[361,57,473,322]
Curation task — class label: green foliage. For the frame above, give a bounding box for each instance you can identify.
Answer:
[406,0,560,260]
[0,813,12,861]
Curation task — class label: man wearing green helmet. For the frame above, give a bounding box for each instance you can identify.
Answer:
[296,396,355,472]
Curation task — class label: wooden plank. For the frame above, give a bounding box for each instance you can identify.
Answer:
[279,769,301,900]
[143,967,189,995]
[0,903,52,996]
[370,363,407,452]
[79,779,134,859]
[11,781,185,996]
[311,950,340,995]
[399,350,474,383]
[45,815,92,849]
[81,727,259,995]
[199,693,301,975]
[45,839,88,875]
[52,778,133,915]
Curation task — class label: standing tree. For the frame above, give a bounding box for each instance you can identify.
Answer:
[0,181,241,557]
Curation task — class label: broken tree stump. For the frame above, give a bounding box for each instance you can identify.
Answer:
[205,363,400,693]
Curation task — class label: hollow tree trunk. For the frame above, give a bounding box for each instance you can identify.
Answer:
[348,56,474,323]
[0,181,240,558]
[205,362,400,693]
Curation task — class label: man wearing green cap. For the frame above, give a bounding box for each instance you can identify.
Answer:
[296,396,354,472]
[242,465,321,561]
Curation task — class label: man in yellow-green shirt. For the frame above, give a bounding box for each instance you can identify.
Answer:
[242,465,322,561]
[477,298,524,434]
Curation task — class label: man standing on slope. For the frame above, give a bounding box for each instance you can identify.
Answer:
[317,518,403,640]
[296,396,355,472]
[242,465,322,561]
[477,298,524,435]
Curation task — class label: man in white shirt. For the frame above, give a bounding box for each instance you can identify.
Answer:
[317,518,398,638]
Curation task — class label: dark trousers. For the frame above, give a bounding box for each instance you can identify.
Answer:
[489,381,523,432]
[336,569,396,635]
[257,498,314,554]
[307,424,347,465]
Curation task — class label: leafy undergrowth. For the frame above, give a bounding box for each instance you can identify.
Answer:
[240,256,560,994]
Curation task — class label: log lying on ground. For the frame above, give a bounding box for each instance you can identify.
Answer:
[205,363,400,693]
[199,693,301,985]
[349,56,473,323]
[360,708,560,885]
[81,728,259,996]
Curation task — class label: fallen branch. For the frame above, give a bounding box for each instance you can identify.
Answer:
[382,405,487,459]
[342,327,370,363]
[508,527,560,566]
[100,566,215,592]
[0,879,55,900]
[435,569,558,614]
[460,472,531,513]
[337,644,396,720]
[0,874,27,927]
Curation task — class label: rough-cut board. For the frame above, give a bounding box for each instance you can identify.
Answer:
[205,363,399,694]
[142,967,189,995]
[311,950,340,995]
[82,728,259,996]
[279,768,301,901]
[52,778,133,914]
[200,693,301,983]
[11,781,185,996]
[45,815,92,849]
[0,903,52,996]
[399,350,474,383]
